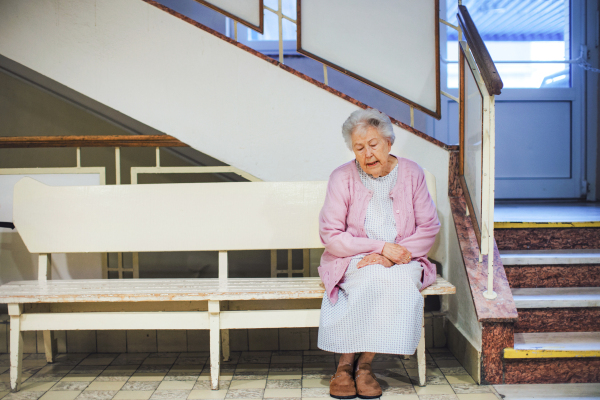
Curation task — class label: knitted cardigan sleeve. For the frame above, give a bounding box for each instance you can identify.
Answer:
[319,170,386,258]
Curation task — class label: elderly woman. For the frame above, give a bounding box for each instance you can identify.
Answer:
[318,108,440,399]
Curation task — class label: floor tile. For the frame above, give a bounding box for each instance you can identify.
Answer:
[434,360,463,368]
[121,381,161,391]
[148,353,180,359]
[417,395,458,400]
[268,372,302,380]
[377,375,413,387]
[39,391,80,400]
[74,390,118,400]
[51,381,90,391]
[224,389,264,399]
[440,367,468,376]
[263,388,301,398]
[24,375,64,383]
[193,381,231,390]
[300,388,330,398]
[79,358,115,366]
[301,372,330,380]
[85,381,125,391]
[381,386,416,395]
[301,379,328,388]
[142,358,177,366]
[380,395,419,400]
[129,374,166,382]
[266,379,301,389]
[456,394,499,400]
[270,356,302,364]
[149,390,191,399]
[414,385,455,395]
[157,381,194,390]
[187,389,228,399]
[113,391,154,400]
[2,391,46,400]
[229,379,266,389]
[450,383,492,394]
[444,375,475,385]
[20,382,55,392]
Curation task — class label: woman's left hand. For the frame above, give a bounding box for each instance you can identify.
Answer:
[357,253,394,269]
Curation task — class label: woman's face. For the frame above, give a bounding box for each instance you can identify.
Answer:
[351,126,393,178]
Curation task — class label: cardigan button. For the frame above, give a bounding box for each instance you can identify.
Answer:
[396,210,400,213]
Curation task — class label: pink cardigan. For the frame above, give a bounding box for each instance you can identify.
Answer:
[318,156,441,304]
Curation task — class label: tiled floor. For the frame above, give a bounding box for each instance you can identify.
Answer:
[0,349,502,400]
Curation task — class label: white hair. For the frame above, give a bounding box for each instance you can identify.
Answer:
[342,108,395,150]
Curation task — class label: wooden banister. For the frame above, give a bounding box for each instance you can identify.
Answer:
[0,135,188,148]
[457,5,503,96]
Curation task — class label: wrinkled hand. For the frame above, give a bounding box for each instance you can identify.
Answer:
[357,253,394,269]
[381,243,412,265]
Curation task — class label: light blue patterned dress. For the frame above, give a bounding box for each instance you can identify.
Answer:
[318,161,424,355]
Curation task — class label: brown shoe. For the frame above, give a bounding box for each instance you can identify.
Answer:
[329,364,356,399]
[355,363,382,399]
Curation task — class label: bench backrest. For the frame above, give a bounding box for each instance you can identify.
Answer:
[14,170,436,255]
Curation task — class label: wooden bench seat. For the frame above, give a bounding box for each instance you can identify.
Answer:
[0,276,454,303]
[1,175,455,391]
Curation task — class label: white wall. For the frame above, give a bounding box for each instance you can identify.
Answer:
[0,0,450,265]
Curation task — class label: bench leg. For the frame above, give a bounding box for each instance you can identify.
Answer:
[43,331,57,363]
[221,330,231,362]
[417,310,426,386]
[8,304,23,392]
[208,301,220,390]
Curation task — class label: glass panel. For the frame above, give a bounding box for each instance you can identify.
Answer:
[464,54,483,232]
[249,0,296,41]
[446,0,570,89]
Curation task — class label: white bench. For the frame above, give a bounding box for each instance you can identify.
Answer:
[0,174,455,391]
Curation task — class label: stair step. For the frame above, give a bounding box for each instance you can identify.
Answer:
[501,249,600,265]
[494,383,600,399]
[512,287,600,308]
[505,332,600,359]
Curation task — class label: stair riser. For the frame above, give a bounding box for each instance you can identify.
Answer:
[503,358,600,384]
[515,308,600,333]
[505,265,600,288]
[496,228,600,250]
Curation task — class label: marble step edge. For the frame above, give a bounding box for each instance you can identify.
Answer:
[500,250,600,266]
[505,332,600,359]
[512,287,600,308]
[494,383,600,399]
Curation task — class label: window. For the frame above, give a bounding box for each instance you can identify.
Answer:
[446,0,571,88]
[235,0,297,54]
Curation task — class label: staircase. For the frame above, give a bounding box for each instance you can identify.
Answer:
[496,227,600,384]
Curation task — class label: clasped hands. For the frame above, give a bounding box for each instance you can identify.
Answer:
[356,242,412,269]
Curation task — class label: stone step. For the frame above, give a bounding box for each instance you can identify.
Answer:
[501,250,600,265]
[501,332,600,384]
[494,383,600,399]
[512,287,600,308]
[508,332,600,356]
[515,307,600,334]
[495,227,600,251]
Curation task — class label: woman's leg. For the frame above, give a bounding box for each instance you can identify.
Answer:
[338,353,355,367]
[355,352,375,369]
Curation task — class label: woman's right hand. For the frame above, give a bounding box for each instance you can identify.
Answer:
[382,243,412,265]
